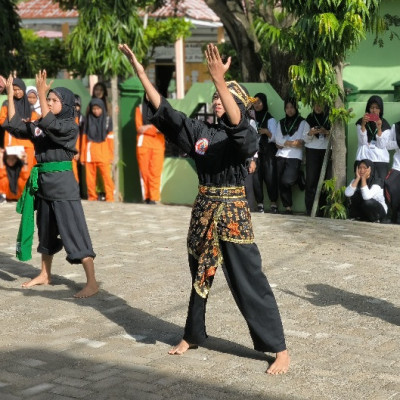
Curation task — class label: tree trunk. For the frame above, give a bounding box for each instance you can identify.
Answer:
[204,0,264,82]
[332,62,347,189]
[111,76,120,201]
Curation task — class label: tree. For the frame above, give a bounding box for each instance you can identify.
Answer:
[255,0,385,195]
[16,29,69,77]
[0,0,23,75]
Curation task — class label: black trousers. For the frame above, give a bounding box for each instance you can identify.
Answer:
[305,148,329,215]
[36,198,96,264]
[253,143,278,204]
[183,241,286,353]
[349,197,386,222]
[384,169,400,222]
[276,157,301,208]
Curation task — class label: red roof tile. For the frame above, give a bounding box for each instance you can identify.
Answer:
[18,0,79,19]
[18,0,219,22]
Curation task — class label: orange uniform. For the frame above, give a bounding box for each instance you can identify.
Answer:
[0,163,29,200]
[0,104,39,171]
[135,104,165,202]
[81,99,114,202]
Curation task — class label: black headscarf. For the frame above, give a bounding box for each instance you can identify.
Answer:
[48,87,76,120]
[356,159,381,189]
[142,93,150,125]
[280,97,304,137]
[254,92,272,129]
[85,98,110,143]
[92,82,108,109]
[356,95,391,143]
[4,152,23,195]
[12,78,31,120]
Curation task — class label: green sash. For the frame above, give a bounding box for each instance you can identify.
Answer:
[16,161,73,261]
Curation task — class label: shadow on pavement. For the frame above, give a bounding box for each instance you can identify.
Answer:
[283,283,400,326]
[0,251,268,363]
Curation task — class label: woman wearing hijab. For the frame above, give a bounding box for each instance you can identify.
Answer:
[80,98,114,202]
[135,94,165,204]
[119,42,290,375]
[275,98,306,214]
[383,121,400,223]
[0,147,29,201]
[345,159,387,222]
[0,78,39,171]
[2,71,98,298]
[26,85,42,116]
[252,93,279,213]
[355,95,391,183]
[303,103,331,216]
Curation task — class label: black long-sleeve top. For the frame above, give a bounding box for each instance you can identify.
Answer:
[2,113,80,200]
[148,97,258,187]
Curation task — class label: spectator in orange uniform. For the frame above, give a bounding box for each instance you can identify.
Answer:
[0,147,29,202]
[0,78,39,171]
[81,98,114,202]
[135,96,165,204]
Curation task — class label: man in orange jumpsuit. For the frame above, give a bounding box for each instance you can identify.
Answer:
[135,97,165,204]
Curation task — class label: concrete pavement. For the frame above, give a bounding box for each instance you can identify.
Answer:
[0,201,399,400]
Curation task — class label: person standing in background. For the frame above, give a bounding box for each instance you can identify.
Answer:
[135,95,165,204]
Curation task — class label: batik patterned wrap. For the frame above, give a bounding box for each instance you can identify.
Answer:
[188,185,255,299]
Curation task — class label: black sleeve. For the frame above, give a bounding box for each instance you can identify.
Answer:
[39,113,78,149]
[147,97,203,155]
[1,113,33,139]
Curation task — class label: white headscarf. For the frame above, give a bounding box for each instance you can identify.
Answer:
[26,85,41,116]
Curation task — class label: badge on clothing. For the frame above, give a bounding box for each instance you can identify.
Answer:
[34,127,44,137]
[195,138,209,155]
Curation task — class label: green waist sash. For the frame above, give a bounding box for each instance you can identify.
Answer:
[16,161,73,261]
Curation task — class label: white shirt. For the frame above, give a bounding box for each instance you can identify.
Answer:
[345,181,388,213]
[303,122,330,150]
[275,120,306,160]
[385,124,400,171]
[355,124,390,163]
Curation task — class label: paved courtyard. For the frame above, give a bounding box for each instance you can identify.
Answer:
[0,201,399,400]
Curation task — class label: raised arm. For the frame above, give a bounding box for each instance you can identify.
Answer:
[118,44,161,110]
[204,44,240,126]
[35,70,53,119]
[5,75,15,121]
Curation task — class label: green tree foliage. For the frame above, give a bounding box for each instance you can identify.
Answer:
[67,0,147,78]
[0,0,23,75]
[16,29,69,78]
[255,0,383,109]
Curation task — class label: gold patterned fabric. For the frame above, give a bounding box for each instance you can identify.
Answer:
[188,185,255,299]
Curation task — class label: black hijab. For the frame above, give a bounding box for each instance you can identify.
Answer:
[142,93,150,125]
[4,152,23,195]
[254,92,272,129]
[12,78,31,120]
[306,106,331,130]
[85,98,110,143]
[280,97,304,137]
[356,159,381,189]
[356,95,391,143]
[48,87,76,120]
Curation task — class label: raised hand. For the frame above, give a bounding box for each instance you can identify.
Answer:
[5,74,14,96]
[204,44,231,83]
[35,70,53,95]
[118,44,145,76]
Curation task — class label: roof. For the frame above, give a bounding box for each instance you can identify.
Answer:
[18,0,79,19]
[18,0,220,22]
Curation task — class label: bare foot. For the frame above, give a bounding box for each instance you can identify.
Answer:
[22,273,51,288]
[73,282,99,298]
[266,350,290,375]
[168,339,198,355]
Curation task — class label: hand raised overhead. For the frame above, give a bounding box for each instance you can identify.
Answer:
[204,43,231,83]
[118,44,145,76]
